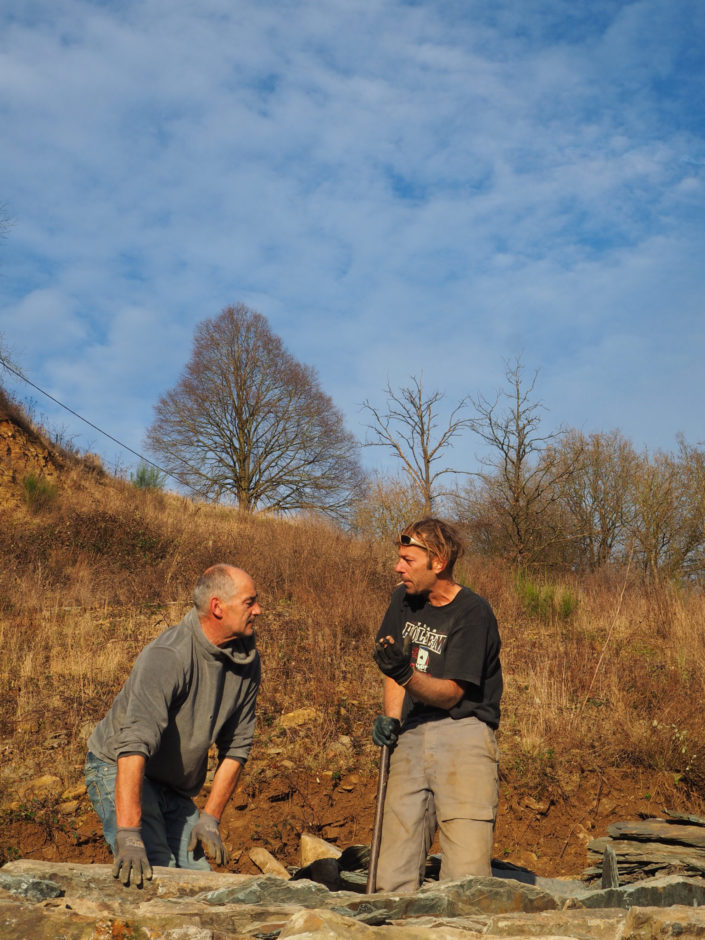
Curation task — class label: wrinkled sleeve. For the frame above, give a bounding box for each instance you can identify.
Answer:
[216,655,261,766]
[108,645,187,759]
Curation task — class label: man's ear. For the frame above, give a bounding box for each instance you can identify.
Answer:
[431,555,448,574]
[210,595,223,619]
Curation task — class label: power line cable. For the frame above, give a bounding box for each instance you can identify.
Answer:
[0,361,198,493]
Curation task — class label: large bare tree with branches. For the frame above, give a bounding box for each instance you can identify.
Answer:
[468,358,579,568]
[146,303,364,517]
[362,375,471,514]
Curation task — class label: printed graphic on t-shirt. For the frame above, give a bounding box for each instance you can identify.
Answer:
[401,620,448,655]
[414,647,430,672]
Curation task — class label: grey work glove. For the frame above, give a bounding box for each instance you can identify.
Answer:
[373,637,413,685]
[372,715,401,748]
[112,826,153,887]
[187,811,229,865]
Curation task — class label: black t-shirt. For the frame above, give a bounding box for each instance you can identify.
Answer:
[376,584,502,729]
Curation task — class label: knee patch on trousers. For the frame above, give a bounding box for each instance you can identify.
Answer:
[440,800,496,823]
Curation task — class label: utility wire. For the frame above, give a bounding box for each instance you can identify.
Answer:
[1,360,197,493]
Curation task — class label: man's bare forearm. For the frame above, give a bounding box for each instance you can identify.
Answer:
[115,754,146,828]
[403,671,465,710]
[383,676,406,719]
[203,758,243,821]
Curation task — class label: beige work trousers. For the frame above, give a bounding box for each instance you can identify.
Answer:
[376,716,499,894]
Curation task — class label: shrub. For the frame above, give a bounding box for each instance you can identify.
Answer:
[515,573,578,622]
[130,462,165,490]
[21,473,57,512]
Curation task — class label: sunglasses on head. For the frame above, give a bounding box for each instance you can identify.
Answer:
[399,533,429,551]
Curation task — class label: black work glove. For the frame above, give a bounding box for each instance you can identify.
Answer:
[373,637,413,685]
[112,826,153,887]
[187,811,229,865]
[372,715,401,748]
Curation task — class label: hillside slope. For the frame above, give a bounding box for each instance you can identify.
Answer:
[0,388,703,880]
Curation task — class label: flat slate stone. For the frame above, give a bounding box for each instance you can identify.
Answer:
[486,907,626,940]
[664,809,705,827]
[587,837,705,882]
[201,873,334,908]
[568,874,705,910]
[340,875,560,922]
[607,819,705,848]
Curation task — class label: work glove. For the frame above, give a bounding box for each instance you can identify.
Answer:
[187,811,229,865]
[112,826,152,887]
[373,637,413,686]
[372,715,401,748]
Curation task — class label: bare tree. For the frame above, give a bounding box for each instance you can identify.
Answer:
[468,358,579,568]
[628,443,705,582]
[146,303,364,517]
[351,471,426,542]
[361,375,471,514]
[552,429,638,572]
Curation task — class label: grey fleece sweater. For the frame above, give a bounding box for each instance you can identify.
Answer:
[87,607,260,797]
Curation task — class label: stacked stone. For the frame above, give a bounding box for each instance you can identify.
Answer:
[585,813,705,884]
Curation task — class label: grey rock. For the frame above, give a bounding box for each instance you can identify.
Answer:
[486,907,627,939]
[278,907,475,938]
[6,857,705,938]
[663,809,705,827]
[339,875,560,922]
[340,869,369,892]
[607,819,705,849]
[601,845,620,889]
[588,836,705,871]
[567,874,705,910]
[492,860,589,899]
[200,872,333,907]
[1,859,250,905]
[0,872,63,901]
[622,904,705,940]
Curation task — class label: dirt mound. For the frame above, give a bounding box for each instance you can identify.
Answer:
[0,387,104,506]
[0,762,678,880]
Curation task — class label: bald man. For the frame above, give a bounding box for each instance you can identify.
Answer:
[85,564,261,886]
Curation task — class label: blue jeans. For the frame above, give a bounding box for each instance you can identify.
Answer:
[85,752,210,870]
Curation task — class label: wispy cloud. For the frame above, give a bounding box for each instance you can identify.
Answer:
[1,0,704,476]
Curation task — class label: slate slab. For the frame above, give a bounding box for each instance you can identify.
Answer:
[485,907,626,939]
[565,874,705,911]
[622,904,705,940]
[585,837,705,884]
[607,819,705,848]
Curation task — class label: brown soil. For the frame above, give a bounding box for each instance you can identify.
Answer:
[0,763,679,881]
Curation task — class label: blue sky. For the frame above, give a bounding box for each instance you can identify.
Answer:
[1,0,704,482]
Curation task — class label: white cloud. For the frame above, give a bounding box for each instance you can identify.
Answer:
[1,0,703,474]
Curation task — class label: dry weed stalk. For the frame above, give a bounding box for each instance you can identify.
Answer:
[1,469,705,812]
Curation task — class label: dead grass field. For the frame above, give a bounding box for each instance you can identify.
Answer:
[2,452,705,875]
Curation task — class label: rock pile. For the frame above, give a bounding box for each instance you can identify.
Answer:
[585,811,705,885]
[3,853,705,938]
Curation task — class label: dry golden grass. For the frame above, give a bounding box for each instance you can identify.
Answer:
[1,463,705,818]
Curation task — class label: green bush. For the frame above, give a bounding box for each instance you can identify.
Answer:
[21,473,57,512]
[130,462,165,490]
[515,573,578,622]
